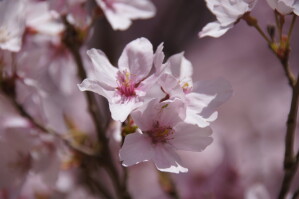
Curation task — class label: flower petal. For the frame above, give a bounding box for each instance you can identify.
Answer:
[113,0,156,19]
[154,43,165,74]
[184,109,211,128]
[199,21,231,38]
[77,79,115,101]
[192,78,233,118]
[119,131,154,166]
[171,122,213,152]
[152,144,188,173]
[294,1,299,15]
[109,100,142,122]
[86,48,118,87]
[118,38,153,82]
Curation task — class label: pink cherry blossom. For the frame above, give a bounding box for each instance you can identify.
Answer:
[119,99,213,173]
[25,1,64,37]
[266,0,294,14]
[78,37,157,122]
[95,0,156,30]
[159,53,233,127]
[0,0,26,52]
[199,0,257,38]
[294,0,299,14]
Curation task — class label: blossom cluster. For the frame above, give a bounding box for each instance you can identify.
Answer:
[5,0,297,198]
[79,37,232,173]
[199,0,299,38]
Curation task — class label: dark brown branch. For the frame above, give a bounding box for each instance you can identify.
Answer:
[278,75,299,199]
[62,18,131,199]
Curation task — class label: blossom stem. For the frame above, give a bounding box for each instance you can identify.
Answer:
[254,23,272,44]
[287,14,297,42]
[278,75,299,199]
[275,11,284,41]
[242,13,271,44]
[292,184,299,199]
[159,172,181,199]
[280,61,296,88]
[246,14,296,87]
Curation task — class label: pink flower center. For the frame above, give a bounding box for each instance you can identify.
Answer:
[181,82,192,94]
[146,121,174,144]
[116,71,137,101]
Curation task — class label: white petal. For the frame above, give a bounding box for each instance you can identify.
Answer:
[192,78,233,118]
[184,109,211,128]
[101,7,132,30]
[159,73,184,99]
[96,0,155,30]
[152,144,188,173]
[199,21,232,38]
[171,123,213,152]
[119,131,154,166]
[113,0,156,19]
[86,48,118,87]
[109,100,142,122]
[131,99,162,131]
[77,79,115,100]
[294,0,299,15]
[179,56,193,84]
[276,0,294,14]
[158,99,186,126]
[266,0,277,10]
[154,43,165,74]
[0,0,25,52]
[118,38,153,82]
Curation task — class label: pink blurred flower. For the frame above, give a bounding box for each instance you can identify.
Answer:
[0,0,26,52]
[95,0,156,30]
[26,1,64,37]
[119,99,213,173]
[199,0,257,38]
[79,37,157,122]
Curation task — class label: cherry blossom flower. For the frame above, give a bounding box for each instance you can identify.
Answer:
[0,0,26,52]
[49,0,91,29]
[199,0,257,38]
[95,0,156,30]
[245,183,270,199]
[159,53,233,127]
[119,99,213,173]
[26,1,64,37]
[78,38,156,122]
[266,0,294,14]
[294,1,299,15]
[266,0,299,15]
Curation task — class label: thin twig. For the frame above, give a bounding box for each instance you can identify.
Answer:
[287,14,297,40]
[278,75,299,199]
[280,60,296,88]
[275,11,284,40]
[158,172,181,199]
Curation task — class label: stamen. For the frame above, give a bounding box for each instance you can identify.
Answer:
[146,121,174,144]
[116,70,137,101]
